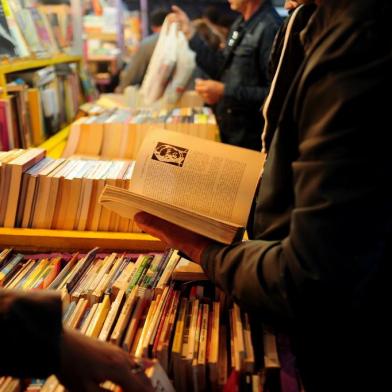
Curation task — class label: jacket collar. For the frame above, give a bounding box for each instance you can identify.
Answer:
[239,0,273,29]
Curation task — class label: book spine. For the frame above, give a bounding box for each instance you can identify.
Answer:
[66,247,99,293]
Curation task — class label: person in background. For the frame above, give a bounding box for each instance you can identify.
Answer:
[115,8,169,93]
[135,0,392,391]
[171,0,282,151]
[190,18,226,85]
[201,5,231,43]
[0,290,153,391]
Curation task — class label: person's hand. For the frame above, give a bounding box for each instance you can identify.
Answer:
[195,79,225,105]
[168,5,195,40]
[58,328,154,392]
[284,0,299,10]
[134,212,214,264]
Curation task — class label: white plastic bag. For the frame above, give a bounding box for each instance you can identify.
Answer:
[140,19,177,105]
[164,31,196,104]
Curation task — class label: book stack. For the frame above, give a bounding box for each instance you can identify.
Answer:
[0,0,74,60]
[84,8,121,59]
[38,4,73,53]
[0,149,139,231]
[1,64,81,150]
[63,106,218,160]
[0,246,285,391]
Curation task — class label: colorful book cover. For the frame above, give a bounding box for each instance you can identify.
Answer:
[0,0,17,57]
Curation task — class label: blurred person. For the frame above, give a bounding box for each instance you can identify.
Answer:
[135,0,392,391]
[191,18,226,84]
[0,289,153,391]
[171,0,282,151]
[116,8,169,93]
[202,5,231,41]
[192,19,224,50]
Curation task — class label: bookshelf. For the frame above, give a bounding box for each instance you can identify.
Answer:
[0,54,83,150]
[83,0,126,92]
[0,227,164,253]
[0,54,82,98]
[38,125,69,158]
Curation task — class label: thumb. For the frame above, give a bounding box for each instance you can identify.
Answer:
[171,5,184,15]
[134,211,154,227]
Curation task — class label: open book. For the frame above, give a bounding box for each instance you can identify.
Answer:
[99,129,265,244]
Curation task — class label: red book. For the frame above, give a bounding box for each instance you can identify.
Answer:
[0,100,11,151]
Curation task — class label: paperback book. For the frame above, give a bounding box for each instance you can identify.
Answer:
[99,129,265,244]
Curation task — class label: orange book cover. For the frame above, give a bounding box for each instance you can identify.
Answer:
[42,257,62,289]
[27,88,45,146]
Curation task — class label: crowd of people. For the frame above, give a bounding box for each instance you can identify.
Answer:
[1,0,391,391]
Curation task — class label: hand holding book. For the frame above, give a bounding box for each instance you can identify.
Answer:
[134,211,214,264]
[100,129,265,244]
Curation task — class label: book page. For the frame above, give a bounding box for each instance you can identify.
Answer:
[131,129,264,226]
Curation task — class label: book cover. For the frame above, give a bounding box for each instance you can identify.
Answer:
[0,0,17,57]
[2,0,30,57]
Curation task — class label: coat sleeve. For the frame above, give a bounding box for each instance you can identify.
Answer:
[200,22,391,323]
[0,289,62,378]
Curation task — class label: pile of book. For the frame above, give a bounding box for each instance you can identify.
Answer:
[0,0,73,59]
[0,148,138,231]
[84,7,121,59]
[0,246,283,392]
[1,64,81,150]
[63,107,218,160]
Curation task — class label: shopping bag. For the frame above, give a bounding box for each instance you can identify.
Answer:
[140,18,177,105]
[163,31,196,104]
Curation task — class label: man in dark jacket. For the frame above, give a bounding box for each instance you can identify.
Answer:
[171,0,282,151]
[136,0,392,390]
[0,290,153,391]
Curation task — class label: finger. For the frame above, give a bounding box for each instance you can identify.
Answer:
[196,91,204,100]
[171,5,183,15]
[134,212,164,230]
[195,84,207,93]
[113,369,153,392]
[140,358,155,369]
[166,13,177,24]
[128,355,154,369]
[134,212,171,242]
[134,212,188,246]
[101,352,153,392]
[285,1,298,10]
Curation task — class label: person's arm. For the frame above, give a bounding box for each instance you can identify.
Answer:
[188,34,225,80]
[200,23,392,319]
[0,289,153,391]
[135,213,291,321]
[59,328,153,392]
[170,5,225,80]
[0,290,62,378]
[135,23,390,323]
